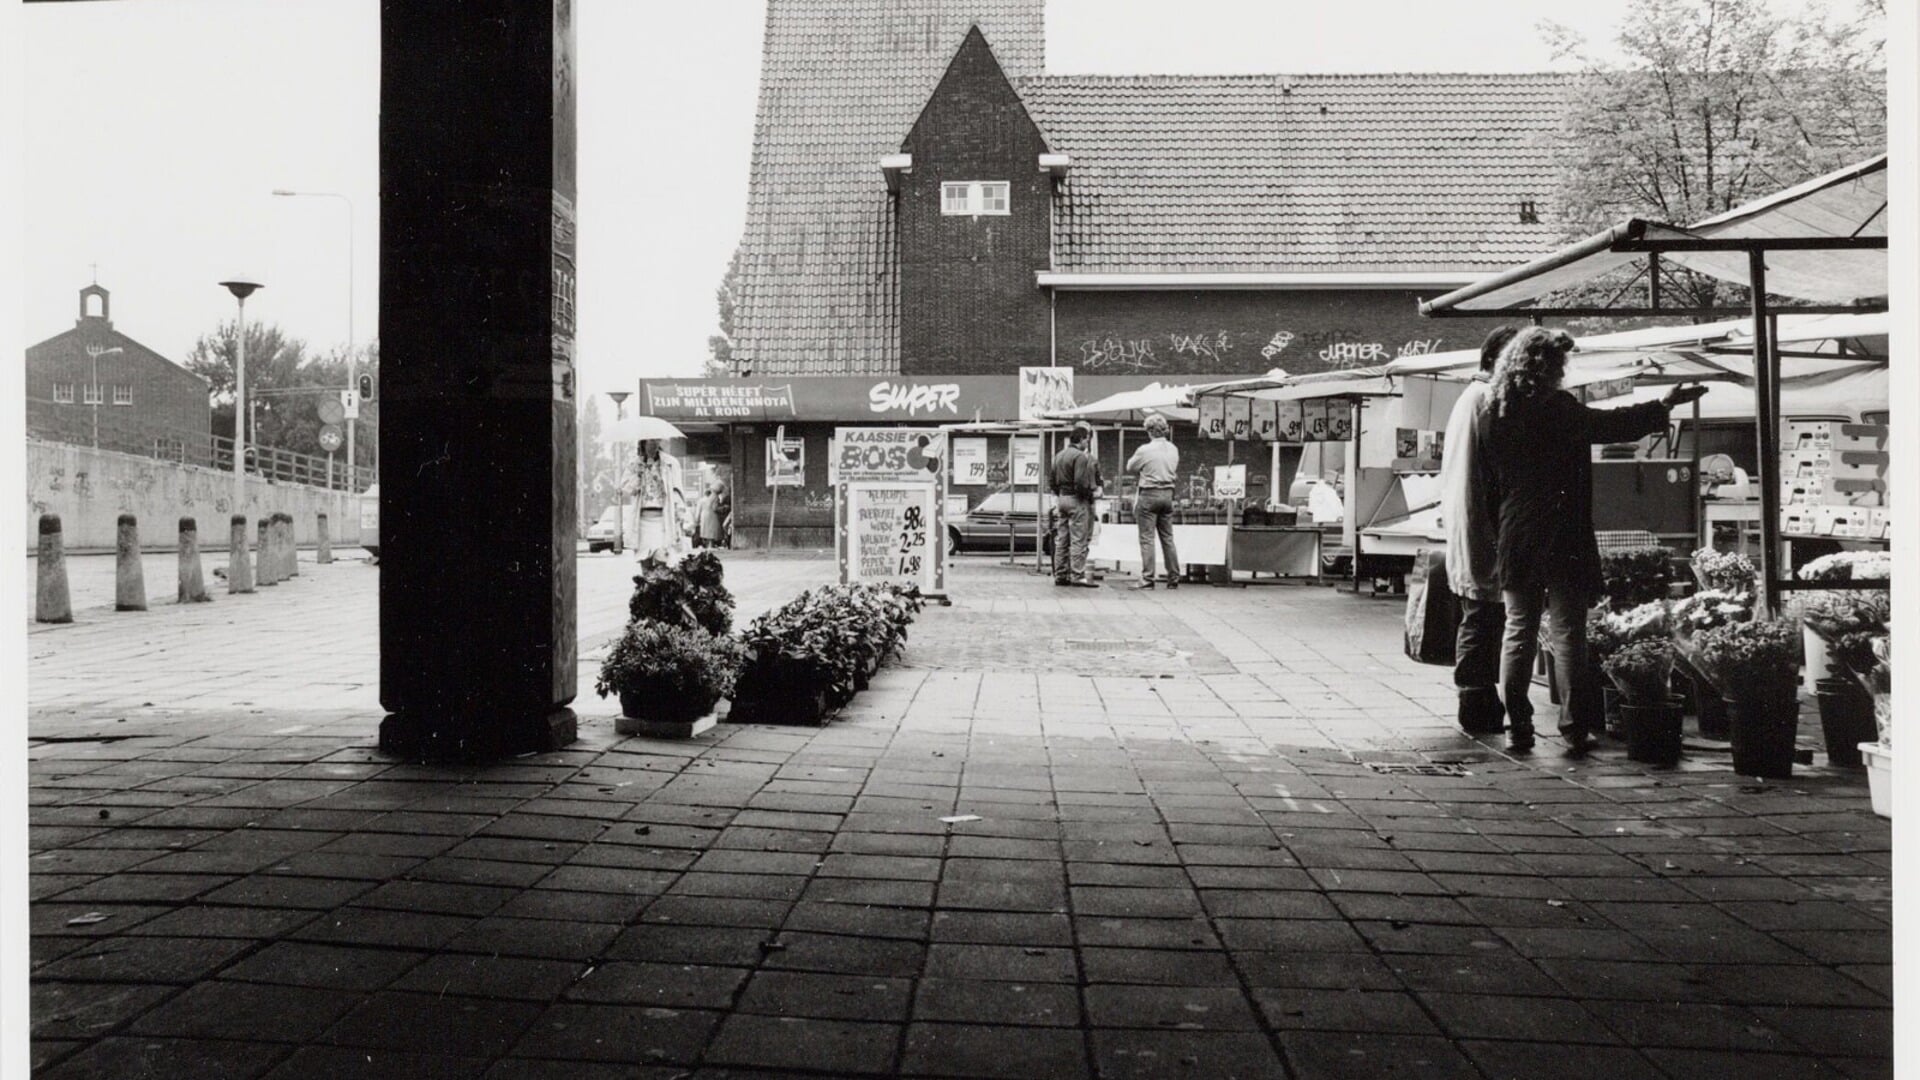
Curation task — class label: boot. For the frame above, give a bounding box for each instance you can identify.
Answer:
[1507,721,1536,753]
[1457,687,1505,735]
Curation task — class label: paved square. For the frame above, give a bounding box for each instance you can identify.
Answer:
[27,553,1891,1077]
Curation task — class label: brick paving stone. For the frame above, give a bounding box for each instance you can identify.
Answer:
[510,1002,720,1065]
[607,924,770,967]
[1092,1028,1287,1080]
[1278,1031,1483,1080]
[564,961,748,1008]
[36,1036,289,1080]
[392,954,585,1002]
[1084,984,1262,1030]
[34,934,251,983]
[703,1013,900,1075]
[1253,987,1440,1035]
[736,970,914,1022]
[262,1046,491,1080]
[128,981,360,1042]
[761,931,924,978]
[900,1022,1090,1080]
[1417,990,1621,1043]
[31,981,175,1041]
[911,977,1080,1027]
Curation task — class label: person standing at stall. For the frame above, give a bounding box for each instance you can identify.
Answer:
[1050,422,1100,588]
[1484,327,1705,752]
[1127,412,1182,590]
[1440,325,1517,734]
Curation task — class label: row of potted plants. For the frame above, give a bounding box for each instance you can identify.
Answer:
[595,551,926,729]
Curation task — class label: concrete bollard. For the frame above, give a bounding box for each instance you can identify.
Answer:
[257,519,276,585]
[317,511,333,564]
[178,517,211,603]
[115,514,147,612]
[281,513,300,578]
[36,513,73,624]
[228,515,255,593]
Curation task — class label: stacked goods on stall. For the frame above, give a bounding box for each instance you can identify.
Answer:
[1779,421,1889,545]
[730,583,925,725]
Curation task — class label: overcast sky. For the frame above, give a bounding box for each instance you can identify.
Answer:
[23,0,1692,407]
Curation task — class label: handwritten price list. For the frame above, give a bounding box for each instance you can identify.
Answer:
[851,486,931,587]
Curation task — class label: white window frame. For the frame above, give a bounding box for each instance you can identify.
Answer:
[112,384,133,406]
[53,382,75,404]
[81,383,102,405]
[940,180,1011,217]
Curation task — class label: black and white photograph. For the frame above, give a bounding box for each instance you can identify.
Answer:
[5,0,1913,1076]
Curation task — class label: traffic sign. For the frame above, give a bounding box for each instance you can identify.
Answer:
[317,397,345,425]
[317,424,344,453]
[341,388,361,420]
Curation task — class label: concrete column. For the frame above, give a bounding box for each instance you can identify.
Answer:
[36,514,72,624]
[377,0,579,759]
[178,517,211,604]
[228,515,254,594]
[256,519,275,586]
[317,512,333,564]
[282,513,300,578]
[114,514,147,612]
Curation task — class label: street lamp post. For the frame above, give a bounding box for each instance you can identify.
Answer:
[607,391,631,554]
[219,276,264,512]
[271,189,357,488]
[84,344,124,448]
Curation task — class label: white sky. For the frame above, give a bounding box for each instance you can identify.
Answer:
[18,0,1774,405]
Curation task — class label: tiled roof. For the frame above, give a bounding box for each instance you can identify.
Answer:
[731,0,1046,377]
[1017,73,1572,274]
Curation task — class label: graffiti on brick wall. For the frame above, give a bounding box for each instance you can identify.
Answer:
[1076,337,1160,371]
[1316,341,1389,368]
[800,489,835,511]
[1396,339,1443,358]
[1165,331,1234,364]
[1259,331,1295,361]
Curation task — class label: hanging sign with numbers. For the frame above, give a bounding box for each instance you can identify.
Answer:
[834,427,948,597]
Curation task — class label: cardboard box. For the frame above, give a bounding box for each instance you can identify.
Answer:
[1835,423,1889,451]
[1812,506,1842,536]
[1783,478,1825,505]
[1781,507,1818,536]
[1784,420,1834,450]
[1870,509,1889,539]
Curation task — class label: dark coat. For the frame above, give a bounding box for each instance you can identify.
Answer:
[1483,389,1670,601]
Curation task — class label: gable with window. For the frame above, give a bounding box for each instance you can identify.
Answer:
[941,181,1010,216]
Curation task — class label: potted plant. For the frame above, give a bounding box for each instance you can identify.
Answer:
[1603,638,1682,766]
[1587,606,1627,735]
[730,583,925,725]
[1693,618,1802,778]
[1670,588,1753,739]
[628,550,735,636]
[1601,546,1676,610]
[1691,547,1758,594]
[1859,633,1891,817]
[1791,590,1888,767]
[595,621,743,736]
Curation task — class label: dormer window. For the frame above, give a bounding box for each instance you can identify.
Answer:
[941,181,1010,216]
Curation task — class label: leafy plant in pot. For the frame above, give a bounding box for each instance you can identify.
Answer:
[1691,547,1758,595]
[1602,638,1682,765]
[628,550,735,636]
[1601,546,1676,610]
[595,621,744,725]
[1791,589,1888,766]
[1693,618,1802,778]
[1670,588,1753,739]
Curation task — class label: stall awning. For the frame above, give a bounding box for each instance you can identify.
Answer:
[1420,155,1888,317]
[1046,383,1200,423]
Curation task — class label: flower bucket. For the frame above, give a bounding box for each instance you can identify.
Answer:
[1621,698,1684,766]
[1601,683,1624,740]
[1690,667,1730,740]
[1725,679,1799,779]
[1814,676,1874,768]
[1802,626,1831,688]
[1861,742,1891,817]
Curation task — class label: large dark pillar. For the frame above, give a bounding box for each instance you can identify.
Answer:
[378,0,580,759]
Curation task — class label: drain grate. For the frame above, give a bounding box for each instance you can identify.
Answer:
[1363,762,1472,777]
[1059,638,1163,652]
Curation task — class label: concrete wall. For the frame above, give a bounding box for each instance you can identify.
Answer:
[26,440,366,553]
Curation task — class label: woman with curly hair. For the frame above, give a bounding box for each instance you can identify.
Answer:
[1483,327,1706,752]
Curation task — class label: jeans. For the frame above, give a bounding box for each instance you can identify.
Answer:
[1053,494,1094,580]
[1134,489,1180,579]
[1500,585,1601,736]
[1454,596,1504,691]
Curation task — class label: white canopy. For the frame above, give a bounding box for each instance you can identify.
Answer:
[1046,382,1201,423]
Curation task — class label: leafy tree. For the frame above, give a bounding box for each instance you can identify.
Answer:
[577,395,616,526]
[704,248,740,378]
[1540,0,1885,313]
[185,322,379,473]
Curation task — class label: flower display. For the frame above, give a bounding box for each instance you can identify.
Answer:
[1691,617,1802,690]
[595,621,744,720]
[1603,637,1677,704]
[1690,547,1758,594]
[1601,546,1675,609]
[1799,550,1891,583]
[1671,588,1754,637]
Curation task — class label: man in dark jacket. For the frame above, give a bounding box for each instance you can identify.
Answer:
[1050,422,1100,587]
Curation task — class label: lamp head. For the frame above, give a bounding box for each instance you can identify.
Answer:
[607,391,631,405]
[219,276,264,301]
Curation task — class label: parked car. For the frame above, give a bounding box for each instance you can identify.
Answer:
[585,506,621,553]
[948,488,1111,554]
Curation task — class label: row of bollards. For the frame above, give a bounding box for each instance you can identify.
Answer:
[35,509,336,623]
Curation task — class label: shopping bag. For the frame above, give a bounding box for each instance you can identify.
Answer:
[1404,547,1457,665]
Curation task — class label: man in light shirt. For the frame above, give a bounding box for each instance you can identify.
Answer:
[1126,412,1182,589]
[1440,325,1517,735]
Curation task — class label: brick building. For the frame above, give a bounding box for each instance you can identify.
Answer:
[26,283,212,464]
[642,0,1568,546]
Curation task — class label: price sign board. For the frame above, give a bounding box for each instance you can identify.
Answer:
[1274,400,1305,443]
[1197,394,1226,439]
[1224,396,1253,440]
[1010,437,1041,486]
[1251,398,1279,441]
[951,438,988,486]
[765,437,804,487]
[1214,464,1247,500]
[835,427,948,598]
[838,482,944,594]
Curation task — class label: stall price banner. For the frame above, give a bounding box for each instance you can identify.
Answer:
[1010,438,1042,486]
[838,481,944,594]
[1214,464,1247,500]
[1303,400,1331,442]
[766,437,805,487]
[1326,401,1354,441]
[1274,400,1305,443]
[951,437,989,486]
[834,427,946,483]
[1224,396,1253,440]
[1197,394,1226,439]
[1251,398,1280,441]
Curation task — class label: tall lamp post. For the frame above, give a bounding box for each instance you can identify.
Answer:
[271,189,357,488]
[607,391,631,554]
[84,344,124,448]
[219,276,264,511]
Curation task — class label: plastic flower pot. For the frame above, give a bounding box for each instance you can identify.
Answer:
[1861,742,1891,817]
[1620,697,1684,766]
[1724,677,1800,779]
[1813,676,1875,768]
[1692,670,1730,740]
[619,688,716,726]
[1601,682,1624,740]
